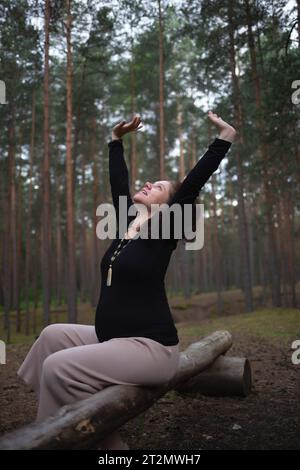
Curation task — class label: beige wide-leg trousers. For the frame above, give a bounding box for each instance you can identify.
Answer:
[17,324,180,450]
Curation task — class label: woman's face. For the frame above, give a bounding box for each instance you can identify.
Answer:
[133,180,173,209]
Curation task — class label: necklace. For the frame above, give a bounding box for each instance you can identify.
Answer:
[106,233,134,287]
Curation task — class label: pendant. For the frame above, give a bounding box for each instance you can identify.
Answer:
[106,265,112,286]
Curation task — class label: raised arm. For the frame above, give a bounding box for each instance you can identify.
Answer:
[108,139,134,231]
[164,111,236,242]
[169,111,236,207]
[168,137,232,208]
[108,116,143,234]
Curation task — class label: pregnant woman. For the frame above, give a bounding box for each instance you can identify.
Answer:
[17,111,235,450]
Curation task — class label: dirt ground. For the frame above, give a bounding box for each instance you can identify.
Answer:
[0,315,299,451]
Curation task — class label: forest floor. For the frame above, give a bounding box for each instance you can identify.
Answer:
[0,306,299,450]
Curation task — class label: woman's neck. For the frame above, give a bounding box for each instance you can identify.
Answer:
[126,207,153,235]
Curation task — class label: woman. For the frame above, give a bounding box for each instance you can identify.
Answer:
[17,110,236,450]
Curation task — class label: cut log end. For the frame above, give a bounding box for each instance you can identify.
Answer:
[175,355,252,397]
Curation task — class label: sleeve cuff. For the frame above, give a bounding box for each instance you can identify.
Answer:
[108,138,123,147]
[211,137,232,152]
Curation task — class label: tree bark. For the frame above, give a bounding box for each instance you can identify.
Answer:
[25,92,36,335]
[65,0,77,322]
[130,36,138,195]
[228,0,253,312]
[158,0,165,179]
[42,0,51,327]
[297,0,300,47]
[91,117,100,306]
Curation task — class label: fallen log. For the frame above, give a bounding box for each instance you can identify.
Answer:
[0,330,233,450]
[175,356,252,397]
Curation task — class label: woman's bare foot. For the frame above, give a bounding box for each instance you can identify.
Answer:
[207,110,236,143]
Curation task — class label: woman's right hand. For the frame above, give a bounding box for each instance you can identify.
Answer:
[112,115,143,140]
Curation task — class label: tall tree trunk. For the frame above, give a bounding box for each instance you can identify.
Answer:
[297,0,300,47]
[211,176,223,314]
[65,0,77,322]
[3,124,12,342]
[207,118,223,311]
[91,117,100,306]
[279,193,296,307]
[42,0,51,326]
[190,120,197,170]
[177,97,185,180]
[9,109,19,335]
[16,165,23,333]
[130,37,138,195]
[79,148,88,303]
[190,121,199,295]
[228,0,253,312]
[176,97,190,297]
[55,167,63,306]
[72,56,88,200]
[25,92,36,335]
[158,0,165,179]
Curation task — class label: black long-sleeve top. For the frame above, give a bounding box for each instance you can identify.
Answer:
[94,137,232,346]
